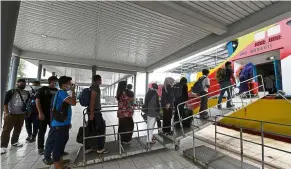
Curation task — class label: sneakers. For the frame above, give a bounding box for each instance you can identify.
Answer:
[217,105,222,109]
[42,158,53,165]
[26,136,32,141]
[28,137,36,143]
[1,147,7,154]
[84,148,93,154]
[121,141,131,145]
[226,104,235,108]
[38,148,44,155]
[61,151,69,156]
[11,142,23,147]
[96,148,110,154]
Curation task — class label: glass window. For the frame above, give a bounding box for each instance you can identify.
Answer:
[267,25,281,37]
[254,31,265,41]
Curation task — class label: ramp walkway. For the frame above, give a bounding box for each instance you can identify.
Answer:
[73,75,288,169]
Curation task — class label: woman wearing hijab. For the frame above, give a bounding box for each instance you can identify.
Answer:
[161,77,175,135]
[116,81,134,144]
[144,83,160,144]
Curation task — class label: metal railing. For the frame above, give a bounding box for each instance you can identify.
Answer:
[81,108,175,166]
[176,75,265,136]
[213,115,291,169]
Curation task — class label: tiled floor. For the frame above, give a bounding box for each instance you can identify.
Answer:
[1,105,201,169]
[1,104,290,169]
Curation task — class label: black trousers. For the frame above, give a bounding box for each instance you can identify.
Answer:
[162,108,172,133]
[87,113,106,150]
[118,117,134,142]
[199,91,208,118]
[25,113,39,138]
[38,115,50,149]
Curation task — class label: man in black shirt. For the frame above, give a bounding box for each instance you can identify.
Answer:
[217,61,236,109]
[36,76,58,155]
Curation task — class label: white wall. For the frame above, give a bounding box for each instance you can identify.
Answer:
[281,55,291,95]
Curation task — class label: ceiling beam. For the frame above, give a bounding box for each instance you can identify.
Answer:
[75,82,109,87]
[20,50,146,72]
[147,2,291,72]
[38,60,137,75]
[132,1,227,35]
[12,46,21,56]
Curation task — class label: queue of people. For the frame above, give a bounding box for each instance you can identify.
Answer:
[1,75,76,169]
[0,63,235,168]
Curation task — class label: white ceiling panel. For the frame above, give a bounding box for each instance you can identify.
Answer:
[15,1,277,70]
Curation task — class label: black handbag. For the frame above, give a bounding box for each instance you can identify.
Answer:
[51,91,68,122]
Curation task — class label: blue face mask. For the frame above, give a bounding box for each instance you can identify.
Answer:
[54,82,59,89]
[65,85,71,91]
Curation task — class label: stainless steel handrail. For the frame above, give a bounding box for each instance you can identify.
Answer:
[176,75,265,136]
[213,115,291,169]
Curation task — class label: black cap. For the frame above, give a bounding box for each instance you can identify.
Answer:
[17,79,26,83]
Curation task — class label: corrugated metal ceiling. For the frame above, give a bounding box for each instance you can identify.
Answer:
[14,1,276,69]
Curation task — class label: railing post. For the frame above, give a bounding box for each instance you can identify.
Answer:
[215,116,217,150]
[240,128,243,168]
[261,122,265,169]
[113,126,117,141]
[119,134,122,155]
[82,113,86,165]
[192,122,196,159]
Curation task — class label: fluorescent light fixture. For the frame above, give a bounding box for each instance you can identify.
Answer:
[153,43,225,73]
[41,34,48,38]
[267,56,275,60]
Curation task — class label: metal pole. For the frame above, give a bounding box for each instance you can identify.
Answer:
[261,122,265,169]
[133,74,137,100]
[118,134,122,155]
[215,116,217,150]
[1,1,20,117]
[240,128,244,168]
[192,123,196,159]
[8,56,20,90]
[37,63,42,81]
[92,65,96,83]
[145,72,149,93]
[82,112,86,165]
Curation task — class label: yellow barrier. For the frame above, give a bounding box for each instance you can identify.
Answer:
[220,99,291,136]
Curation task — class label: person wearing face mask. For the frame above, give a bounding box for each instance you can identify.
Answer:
[25,81,41,143]
[1,79,30,154]
[43,76,76,169]
[36,76,59,155]
[161,77,175,135]
[144,83,161,144]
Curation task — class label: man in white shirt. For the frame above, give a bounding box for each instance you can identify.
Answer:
[200,69,210,119]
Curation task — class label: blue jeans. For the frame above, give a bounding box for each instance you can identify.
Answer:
[44,125,70,162]
[218,81,233,106]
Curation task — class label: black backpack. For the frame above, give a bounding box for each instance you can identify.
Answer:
[27,87,38,114]
[173,83,183,98]
[51,91,69,122]
[191,76,206,94]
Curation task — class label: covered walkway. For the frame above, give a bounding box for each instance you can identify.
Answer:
[2,1,291,169]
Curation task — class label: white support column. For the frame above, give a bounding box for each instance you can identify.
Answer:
[37,63,42,81]
[145,72,149,93]
[92,65,96,83]
[133,74,137,99]
[8,56,20,90]
[1,1,20,117]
